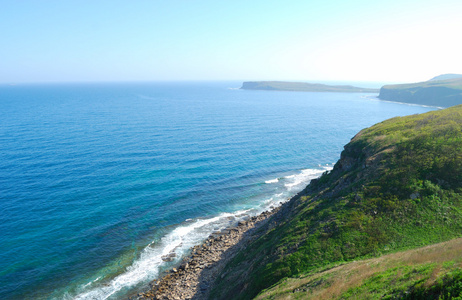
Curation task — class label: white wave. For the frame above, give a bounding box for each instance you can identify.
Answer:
[258,167,333,212]
[81,276,101,289]
[283,167,332,191]
[265,178,279,184]
[263,197,274,203]
[72,210,255,300]
[73,165,333,299]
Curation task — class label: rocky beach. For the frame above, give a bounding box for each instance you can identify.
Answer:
[131,208,280,300]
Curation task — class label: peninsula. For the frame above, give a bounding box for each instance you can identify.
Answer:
[241,75,462,108]
[379,74,462,107]
[241,81,379,93]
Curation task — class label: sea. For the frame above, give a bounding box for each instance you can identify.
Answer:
[0,81,435,299]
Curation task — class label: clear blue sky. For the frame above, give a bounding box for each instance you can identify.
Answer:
[1,0,461,83]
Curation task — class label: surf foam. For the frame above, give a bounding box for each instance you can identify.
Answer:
[283,166,332,191]
[71,165,333,299]
[265,178,279,184]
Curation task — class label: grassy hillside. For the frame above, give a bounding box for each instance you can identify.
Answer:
[211,105,462,299]
[241,81,379,93]
[379,77,462,107]
[430,74,462,81]
[255,237,462,299]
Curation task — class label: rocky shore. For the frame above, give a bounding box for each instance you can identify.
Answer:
[131,208,279,300]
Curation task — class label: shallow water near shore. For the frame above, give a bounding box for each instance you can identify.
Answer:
[0,81,435,299]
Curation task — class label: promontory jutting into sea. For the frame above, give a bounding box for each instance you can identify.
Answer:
[0,81,437,299]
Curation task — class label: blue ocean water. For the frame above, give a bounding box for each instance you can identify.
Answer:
[0,81,435,299]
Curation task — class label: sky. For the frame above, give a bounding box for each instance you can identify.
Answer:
[1,0,461,84]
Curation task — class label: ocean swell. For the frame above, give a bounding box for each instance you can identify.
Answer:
[69,166,332,299]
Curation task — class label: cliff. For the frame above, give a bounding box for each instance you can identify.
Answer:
[241,81,379,93]
[210,105,462,299]
[379,77,462,107]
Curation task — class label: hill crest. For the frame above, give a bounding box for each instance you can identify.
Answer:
[379,77,462,107]
[429,73,462,81]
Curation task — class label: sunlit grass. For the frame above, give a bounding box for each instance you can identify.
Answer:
[255,238,462,299]
[211,105,462,300]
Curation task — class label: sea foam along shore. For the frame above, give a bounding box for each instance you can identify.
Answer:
[70,166,332,300]
[132,205,280,300]
[132,167,333,300]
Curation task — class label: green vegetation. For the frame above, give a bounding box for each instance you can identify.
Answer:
[211,105,462,299]
[253,238,462,299]
[430,74,462,81]
[252,238,462,299]
[379,76,462,107]
[241,81,379,93]
[342,264,462,300]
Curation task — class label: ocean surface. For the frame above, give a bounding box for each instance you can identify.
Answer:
[0,81,435,299]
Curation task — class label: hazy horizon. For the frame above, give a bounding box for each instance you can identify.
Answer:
[0,78,400,87]
[1,0,461,84]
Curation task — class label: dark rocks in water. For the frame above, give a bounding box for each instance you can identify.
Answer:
[200,282,209,292]
[161,256,174,262]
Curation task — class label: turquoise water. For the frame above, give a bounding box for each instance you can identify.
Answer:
[0,81,435,299]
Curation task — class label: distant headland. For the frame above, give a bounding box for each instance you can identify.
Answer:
[379,74,462,107]
[241,75,462,108]
[241,81,379,93]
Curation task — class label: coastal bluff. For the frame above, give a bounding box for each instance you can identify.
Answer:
[210,104,462,299]
[134,103,462,300]
[379,75,462,107]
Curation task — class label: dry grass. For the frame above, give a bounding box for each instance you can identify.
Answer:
[254,237,462,300]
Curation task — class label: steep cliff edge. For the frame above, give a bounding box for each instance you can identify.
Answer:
[379,77,462,107]
[210,105,462,299]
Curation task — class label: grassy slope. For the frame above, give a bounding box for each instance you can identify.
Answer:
[383,78,462,90]
[255,237,462,300]
[429,74,462,81]
[241,81,379,93]
[211,105,462,299]
[379,78,462,107]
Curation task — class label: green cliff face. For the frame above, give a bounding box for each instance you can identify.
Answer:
[211,105,462,299]
[379,77,462,107]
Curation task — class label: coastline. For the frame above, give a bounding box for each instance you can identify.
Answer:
[371,96,444,109]
[125,167,334,300]
[70,167,332,300]
[131,207,281,300]
[0,84,438,299]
